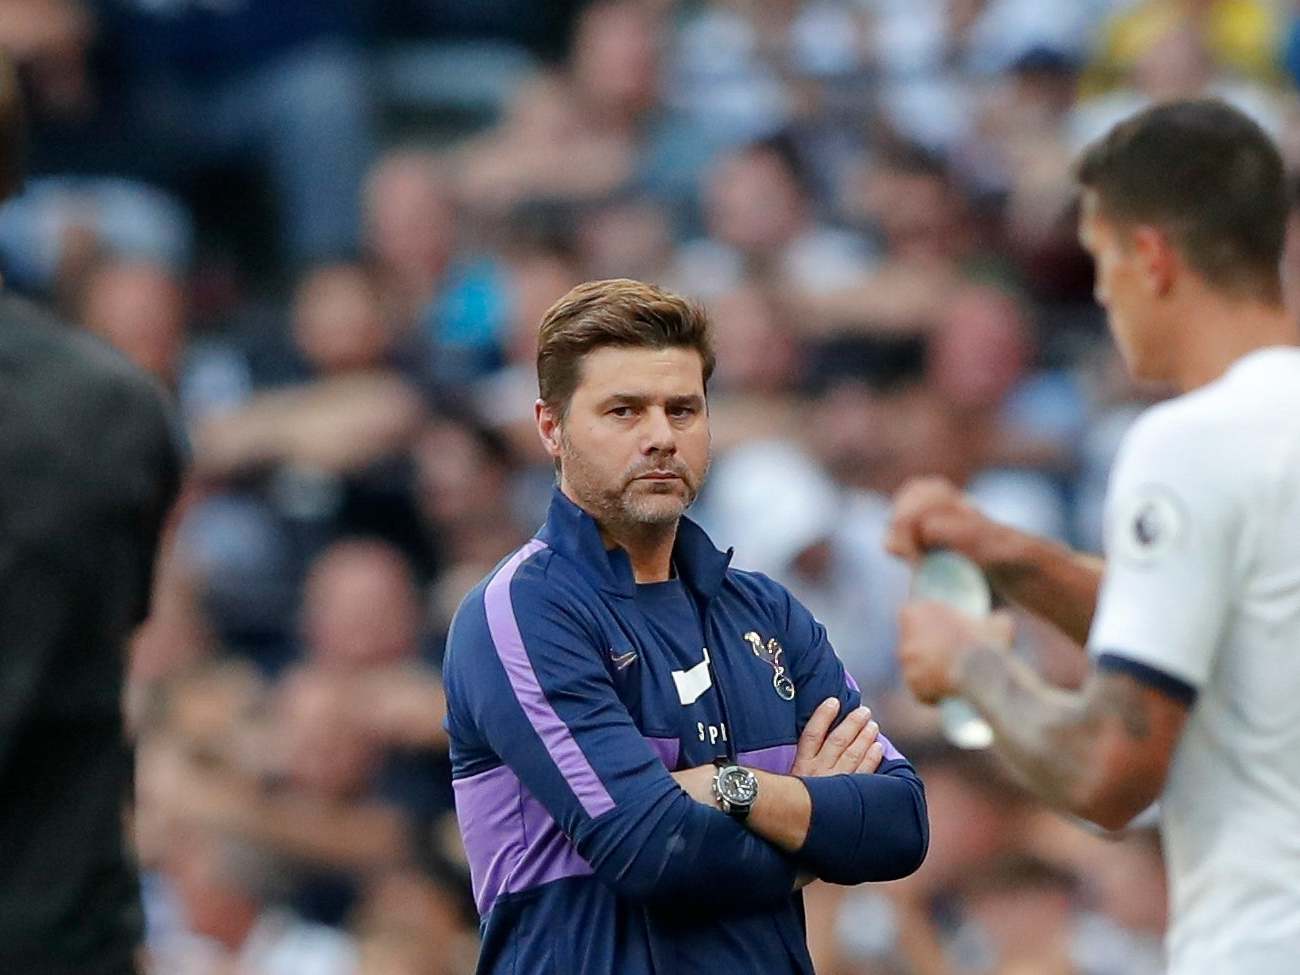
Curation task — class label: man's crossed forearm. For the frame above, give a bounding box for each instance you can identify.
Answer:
[672,698,928,884]
[670,697,879,849]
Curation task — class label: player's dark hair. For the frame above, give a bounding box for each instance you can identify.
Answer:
[1076,98,1286,303]
[537,278,715,418]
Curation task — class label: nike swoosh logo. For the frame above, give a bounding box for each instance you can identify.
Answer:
[610,649,638,670]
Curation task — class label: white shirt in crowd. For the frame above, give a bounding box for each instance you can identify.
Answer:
[153,909,358,975]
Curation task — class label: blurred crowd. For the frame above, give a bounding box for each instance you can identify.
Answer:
[7,0,1300,972]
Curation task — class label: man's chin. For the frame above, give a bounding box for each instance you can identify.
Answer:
[623,491,690,526]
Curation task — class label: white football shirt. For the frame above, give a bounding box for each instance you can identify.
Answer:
[1089,347,1300,973]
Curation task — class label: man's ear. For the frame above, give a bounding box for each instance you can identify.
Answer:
[1131,225,1178,298]
[535,399,563,461]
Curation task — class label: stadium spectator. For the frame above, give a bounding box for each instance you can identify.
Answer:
[452,0,714,214]
[362,149,514,388]
[1068,4,1290,150]
[352,867,478,975]
[154,826,360,975]
[77,258,189,386]
[670,134,874,299]
[97,0,375,267]
[413,416,530,631]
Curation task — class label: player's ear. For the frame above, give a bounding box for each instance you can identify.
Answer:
[1131,225,1177,297]
[535,398,564,461]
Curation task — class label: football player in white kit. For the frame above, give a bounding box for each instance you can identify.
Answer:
[887,98,1300,973]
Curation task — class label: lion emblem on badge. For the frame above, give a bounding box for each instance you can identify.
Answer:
[744,631,796,701]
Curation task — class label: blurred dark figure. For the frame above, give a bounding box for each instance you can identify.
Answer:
[0,51,182,974]
[378,0,582,61]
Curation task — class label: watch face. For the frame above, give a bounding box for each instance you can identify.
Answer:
[720,767,758,805]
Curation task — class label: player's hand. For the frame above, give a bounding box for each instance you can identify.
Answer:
[792,698,885,777]
[897,602,1015,704]
[886,476,1003,567]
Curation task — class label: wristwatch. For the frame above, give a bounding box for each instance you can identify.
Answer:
[712,760,759,820]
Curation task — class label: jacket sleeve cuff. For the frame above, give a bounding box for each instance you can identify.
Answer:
[796,766,928,885]
[797,773,864,871]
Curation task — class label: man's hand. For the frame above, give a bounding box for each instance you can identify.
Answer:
[791,698,884,777]
[886,476,1006,567]
[670,697,886,806]
[897,602,1016,704]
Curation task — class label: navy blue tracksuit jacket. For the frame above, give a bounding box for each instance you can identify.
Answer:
[445,490,928,974]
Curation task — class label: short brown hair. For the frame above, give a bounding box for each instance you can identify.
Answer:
[537,278,716,415]
[1076,98,1286,302]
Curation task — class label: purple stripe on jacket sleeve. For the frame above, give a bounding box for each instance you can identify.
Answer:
[454,764,593,916]
[454,765,526,915]
[645,736,680,771]
[739,743,797,774]
[484,539,615,818]
[510,788,594,895]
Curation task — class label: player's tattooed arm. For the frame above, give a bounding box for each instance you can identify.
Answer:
[981,540,1104,648]
[956,645,1190,830]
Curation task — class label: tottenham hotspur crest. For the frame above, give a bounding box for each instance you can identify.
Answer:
[744,632,796,701]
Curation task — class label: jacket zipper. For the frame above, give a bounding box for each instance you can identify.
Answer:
[697,600,737,762]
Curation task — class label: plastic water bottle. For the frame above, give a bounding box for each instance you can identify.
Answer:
[911,550,996,750]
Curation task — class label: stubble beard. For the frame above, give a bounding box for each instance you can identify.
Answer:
[560,435,709,539]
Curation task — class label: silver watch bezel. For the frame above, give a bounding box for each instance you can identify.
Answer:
[712,764,758,818]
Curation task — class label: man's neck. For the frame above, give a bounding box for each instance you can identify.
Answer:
[1170,292,1298,392]
[598,519,679,584]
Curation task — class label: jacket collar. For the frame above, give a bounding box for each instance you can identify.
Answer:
[536,487,733,600]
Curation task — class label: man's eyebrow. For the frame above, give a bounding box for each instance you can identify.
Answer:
[598,393,704,407]
[666,394,705,408]
[600,393,649,407]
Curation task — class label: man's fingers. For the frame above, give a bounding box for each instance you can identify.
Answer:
[794,698,839,772]
[833,719,879,774]
[820,705,872,768]
[855,741,885,774]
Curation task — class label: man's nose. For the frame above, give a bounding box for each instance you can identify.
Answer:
[641,408,676,454]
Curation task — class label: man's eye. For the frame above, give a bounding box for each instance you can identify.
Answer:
[669,406,697,419]
[609,406,634,418]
